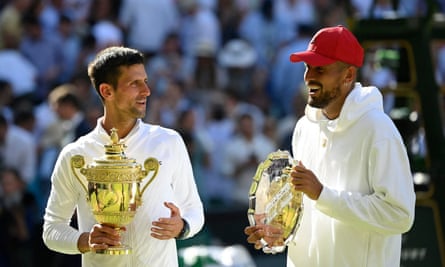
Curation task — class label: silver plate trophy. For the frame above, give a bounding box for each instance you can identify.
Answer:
[248,150,304,254]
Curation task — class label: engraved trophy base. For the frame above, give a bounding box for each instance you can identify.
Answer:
[95,244,132,255]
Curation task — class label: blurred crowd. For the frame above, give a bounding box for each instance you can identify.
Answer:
[0,0,444,266]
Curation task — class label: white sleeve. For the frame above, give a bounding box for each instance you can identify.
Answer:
[170,133,204,238]
[316,137,416,235]
[42,149,83,254]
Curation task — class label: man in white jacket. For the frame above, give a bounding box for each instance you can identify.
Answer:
[42,46,204,266]
[245,25,416,267]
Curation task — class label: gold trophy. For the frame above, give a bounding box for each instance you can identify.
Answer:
[71,128,159,255]
[248,150,304,254]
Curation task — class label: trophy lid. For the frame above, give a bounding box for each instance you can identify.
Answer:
[74,128,146,184]
[95,128,137,166]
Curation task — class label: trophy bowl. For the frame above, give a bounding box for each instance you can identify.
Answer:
[71,128,159,255]
[247,150,303,254]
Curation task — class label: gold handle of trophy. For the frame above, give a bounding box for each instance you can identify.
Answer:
[140,157,160,195]
[71,154,89,194]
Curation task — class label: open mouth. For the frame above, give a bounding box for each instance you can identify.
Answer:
[136,99,146,105]
[308,86,321,95]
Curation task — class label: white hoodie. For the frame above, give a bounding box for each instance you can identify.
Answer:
[288,83,415,267]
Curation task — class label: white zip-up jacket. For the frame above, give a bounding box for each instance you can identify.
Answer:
[42,118,204,267]
[288,83,416,267]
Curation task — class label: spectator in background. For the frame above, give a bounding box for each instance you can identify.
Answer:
[0,114,37,186]
[20,14,64,103]
[176,108,212,204]
[238,0,281,69]
[63,0,92,26]
[273,0,316,44]
[146,32,194,95]
[146,80,191,128]
[38,84,92,202]
[351,0,424,19]
[216,0,243,44]
[0,25,37,101]
[218,39,258,99]
[0,167,40,267]
[178,0,221,58]
[224,89,265,133]
[270,24,314,117]
[0,0,33,49]
[13,109,36,136]
[88,0,123,50]
[0,80,14,123]
[221,113,276,207]
[39,0,64,36]
[119,0,179,60]
[192,39,222,90]
[201,99,235,206]
[54,15,82,84]
[70,71,103,128]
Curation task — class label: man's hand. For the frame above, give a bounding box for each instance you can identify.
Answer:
[78,224,124,253]
[244,225,284,250]
[291,161,323,200]
[151,202,184,240]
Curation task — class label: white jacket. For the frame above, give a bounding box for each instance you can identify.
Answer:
[288,83,415,267]
[43,118,204,267]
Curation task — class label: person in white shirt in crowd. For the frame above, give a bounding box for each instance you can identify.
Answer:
[244,25,415,267]
[0,113,37,186]
[273,0,316,44]
[270,23,314,117]
[42,46,204,266]
[20,14,64,102]
[178,0,221,58]
[118,0,179,60]
[38,84,92,203]
[238,0,282,69]
[0,27,37,100]
[221,112,276,207]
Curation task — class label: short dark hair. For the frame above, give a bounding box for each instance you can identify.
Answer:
[87,46,146,100]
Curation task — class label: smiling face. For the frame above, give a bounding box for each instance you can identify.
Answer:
[101,64,151,121]
[303,62,355,118]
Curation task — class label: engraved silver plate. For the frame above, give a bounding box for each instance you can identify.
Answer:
[247,150,303,254]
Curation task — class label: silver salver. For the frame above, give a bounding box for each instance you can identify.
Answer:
[247,150,304,254]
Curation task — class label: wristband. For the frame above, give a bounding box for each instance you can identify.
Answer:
[176,219,190,240]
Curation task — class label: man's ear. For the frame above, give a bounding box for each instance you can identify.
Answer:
[342,66,357,89]
[344,66,356,83]
[99,83,113,100]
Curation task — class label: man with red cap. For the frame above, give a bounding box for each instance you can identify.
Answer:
[245,25,415,266]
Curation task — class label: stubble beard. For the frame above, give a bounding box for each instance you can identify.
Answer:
[308,83,342,109]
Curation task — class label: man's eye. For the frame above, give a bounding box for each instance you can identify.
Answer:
[130,81,141,87]
[316,67,324,73]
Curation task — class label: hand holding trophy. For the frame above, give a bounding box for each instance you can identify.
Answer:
[246,150,303,254]
[71,128,159,255]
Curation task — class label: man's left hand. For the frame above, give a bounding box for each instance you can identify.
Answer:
[151,202,184,240]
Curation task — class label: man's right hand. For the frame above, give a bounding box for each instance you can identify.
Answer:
[78,224,124,253]
[244,225,284,250]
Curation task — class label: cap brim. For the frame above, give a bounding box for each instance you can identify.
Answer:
[290,51,336,66]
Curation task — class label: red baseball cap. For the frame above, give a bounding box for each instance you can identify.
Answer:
[290,25,364,67]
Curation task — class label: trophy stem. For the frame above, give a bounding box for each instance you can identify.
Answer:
[94,227,131,255]
[95,244,132,255]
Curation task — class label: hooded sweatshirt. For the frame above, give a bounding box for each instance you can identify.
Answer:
[287,83,416,267]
